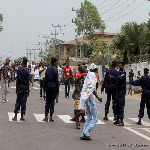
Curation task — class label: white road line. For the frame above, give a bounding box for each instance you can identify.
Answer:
[129,118,150,126]
[138,128,150,133]
[57,115,75,123]
[11,86,16,89]
[108,117,131,126]
[85,116,105,125]
[8,112,23,122]
[124,127,150,141]
[33,87,40,90]
[34,114,45,122]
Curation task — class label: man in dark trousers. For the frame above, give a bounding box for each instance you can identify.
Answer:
[113,62,126,126]
[43,58,59,122]
[12,57,30,121]
[101,61,118,121]
[130,68,150,125]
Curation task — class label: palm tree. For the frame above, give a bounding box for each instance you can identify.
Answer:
[113,22,150,63]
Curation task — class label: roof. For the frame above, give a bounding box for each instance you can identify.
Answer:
[62,32,118,45]
[93,32,118,36]
[69,57,89,62]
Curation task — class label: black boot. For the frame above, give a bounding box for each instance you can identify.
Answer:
[114,117,120,125]
[103,113,108,121]
[136,118,142,125]
[43,113,48,122]
[20,113,25,121]
[117,119,124,126]
[12,113,17,121]
[49,113,54,122]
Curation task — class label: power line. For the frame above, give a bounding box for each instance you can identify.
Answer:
[97,0,108,7]
[105,0,147,22]
[105,0,136,21]
[101,0,122,15]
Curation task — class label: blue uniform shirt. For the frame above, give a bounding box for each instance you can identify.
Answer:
[131,75,150,95]
[45,65,59,92]
[17,65,29,90]
[116,70,126,94]
[101,68,117,91]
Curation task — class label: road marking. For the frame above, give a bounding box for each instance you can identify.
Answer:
[59,89,74,92]
[11,86,16,89]
[34,114,45,122]
[84,116,105,125]
[108,117,131,126]
[57,115,105,124]
[8,112,23,122]
[124,127,150,141]
[137,128,150,133]
[129,118,150,126]
[57,115,75,123]
[33,87,40,90]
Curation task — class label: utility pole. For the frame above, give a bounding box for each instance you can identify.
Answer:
[51,24,61,57]
[72,7,79,67]
[31,48,40,62]
[28,49,33,64]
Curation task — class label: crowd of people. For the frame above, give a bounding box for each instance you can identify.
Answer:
[0,57,150,141]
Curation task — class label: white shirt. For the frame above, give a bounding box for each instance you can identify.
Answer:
[79,72,97,110]
[30,64,35,75]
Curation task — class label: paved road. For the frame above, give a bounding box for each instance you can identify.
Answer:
[0,81,150,150]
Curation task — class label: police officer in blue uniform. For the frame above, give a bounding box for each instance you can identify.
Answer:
[43,58,59,122]
[113,62,126,126]
[101,61,118,121]
[130,68,150,125]
[12,57,30,121]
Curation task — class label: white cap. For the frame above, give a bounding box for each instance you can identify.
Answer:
[90,63,98,70]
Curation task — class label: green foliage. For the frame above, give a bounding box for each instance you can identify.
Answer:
[0,13,3,32]
[89,40,109,65]
[14,57,27,63]
[43,39,64,65]
[113,22,150,64]
[74,0,105,36]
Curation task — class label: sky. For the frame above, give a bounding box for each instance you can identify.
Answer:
[0,0,150,61]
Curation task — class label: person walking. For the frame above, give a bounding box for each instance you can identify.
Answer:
[79,63,102,141]
[128,69,134,95]
[56,65,62,103]
[63,62,72,98]
[0,57,11,103]
[39,63,47,100]
[130,68,150,125]
[12,57,30,121]
[43,58,59,122]
[30,61,35,86]
[101,61,118,121]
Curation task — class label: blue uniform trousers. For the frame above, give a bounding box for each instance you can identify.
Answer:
[138,94,150,119]
[117,92,125,119]
[45,87,57,114]
[14,90,28,115]
[105,87,117,115]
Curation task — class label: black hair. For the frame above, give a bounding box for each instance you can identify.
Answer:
[112,61,116,67]
[23,57,28,65]
[51,58,58,65]
[119,62,124,66]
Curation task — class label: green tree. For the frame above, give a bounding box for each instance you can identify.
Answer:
[89,40,109,65]
[0,13,3,32]
[113,22,150,64]
[74,0,105,36]
[43,39,64,64]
